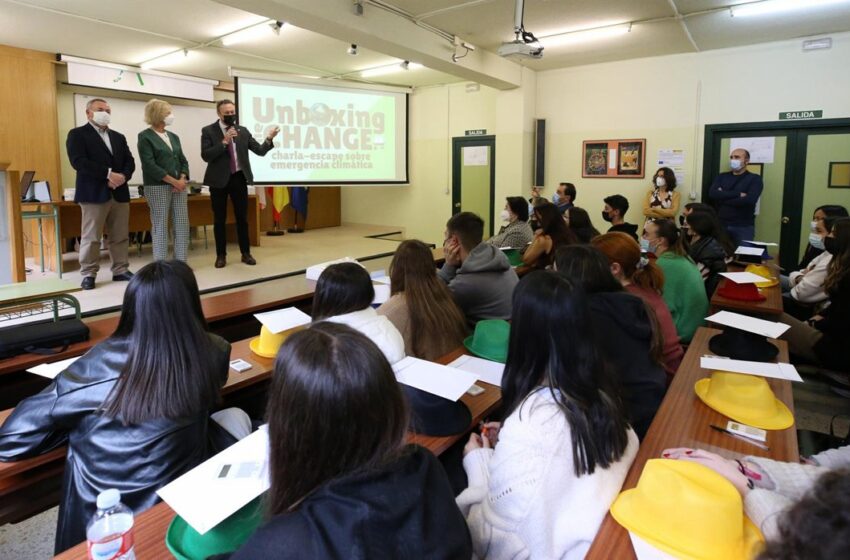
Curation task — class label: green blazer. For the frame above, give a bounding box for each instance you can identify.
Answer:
[137,127,189,185]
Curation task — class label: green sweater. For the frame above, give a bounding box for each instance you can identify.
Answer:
[137,127,189,186]
[656,252,708,343]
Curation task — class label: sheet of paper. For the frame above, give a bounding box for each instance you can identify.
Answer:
[701,356,803,382]
[26,356,81,379]
[372,284,391,305]
[608,149,617,169]
[157,428,270,535]
[463,145,488,166]
[735,246,765,256]
[744,240,778,247]
[448,355,505,387]
[370,270,392,284]
[254,307,311,334]
[705,311,790,339]
[392,356,478,401]
[657,148,685,167]
[305,256,361,280]
[730,137,775,163]
[719,271,768,284]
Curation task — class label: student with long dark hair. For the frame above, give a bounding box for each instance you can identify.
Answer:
[555,245,667,438]
[0,261,246,552]
[378,240,468,361]
[457,272,637,559]
[223,323,471,559]
[798,205,848,269]
[591,232,684,380]
[565,206,601,243]
[523,202,577,269]
[312,262,405,364]
[685,210,731,296]
[779,218,850,371]
[643,219,708,342]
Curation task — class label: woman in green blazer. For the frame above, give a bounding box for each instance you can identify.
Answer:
[138,99,191,261]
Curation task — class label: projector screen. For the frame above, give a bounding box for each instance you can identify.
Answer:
[236,77,409,184]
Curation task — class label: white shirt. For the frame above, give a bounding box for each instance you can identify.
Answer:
[218,120,241,172]
[89,121,112,153]
[320,308,406,364]
[154,129,172,150]
[789,251,832,304]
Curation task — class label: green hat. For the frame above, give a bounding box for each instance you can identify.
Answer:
[166,497,263,560]
[464,319,510,364]
[501,248,524,268]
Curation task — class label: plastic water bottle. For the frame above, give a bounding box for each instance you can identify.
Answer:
[86,489,136,560]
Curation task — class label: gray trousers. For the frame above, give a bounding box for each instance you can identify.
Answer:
[78,199,129,277]
[145,185,189,261]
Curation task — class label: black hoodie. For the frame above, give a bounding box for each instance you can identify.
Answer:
[220,446,471,560]
[607,222,639,242]
[588,292,667,439]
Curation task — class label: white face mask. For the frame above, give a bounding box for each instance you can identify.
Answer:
[730,159,743,171]
[91,111,111,127]
[655,177,666,188]
[164,114,175,126]
[500,209,512,222]
[810,220,819,232]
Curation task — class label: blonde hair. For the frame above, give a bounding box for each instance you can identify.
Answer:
[144,98,172,126]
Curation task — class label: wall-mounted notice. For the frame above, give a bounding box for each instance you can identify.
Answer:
[730,137,775,164]
[463,146,489,166]
[657,149,686,188]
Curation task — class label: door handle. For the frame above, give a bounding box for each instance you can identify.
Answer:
[781,216,790,224]
[454,202,461,208]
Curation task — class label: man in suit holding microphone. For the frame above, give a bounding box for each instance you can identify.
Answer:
[201,99,279,268]
[66,98,136,290]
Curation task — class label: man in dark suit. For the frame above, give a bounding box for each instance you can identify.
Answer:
[66,98,136,290]
[201,99,279,268]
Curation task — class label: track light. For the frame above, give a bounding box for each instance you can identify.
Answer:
[347,44,358,56]
[221,20,284,46]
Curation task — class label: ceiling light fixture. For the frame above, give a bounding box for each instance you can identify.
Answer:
[221,20,284,46]
[540,23,631,48]
[140,49,190,70]
[360,60,423,78]
[347,44,358,55]
[731,0,849,18]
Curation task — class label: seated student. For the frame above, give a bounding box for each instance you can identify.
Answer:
[523,202,577,269]
[312,262,405,364]
[685,210,731,297]
[223,323,472,559]
[457,272,638,559]
[778,217,850,371]
[679,201,716,229]
[0,261,249,553]
[798,205,849,269]
[642,167,681,226]
[487,196,534,250]
[553,181,577,214]
[592,232,684,381]
[378,240,468,361]
[643,219,708,343]
[439,212,519,323]
[783,216,834,309]
[602,194,639,241]
[565,206,600,243]
[555,245,667,439]
[661,445,850,546]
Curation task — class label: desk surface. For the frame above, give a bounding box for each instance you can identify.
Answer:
[710,277,784,317]
[53,347,501,559]
[0,280,80,304]
[585,327,797,559]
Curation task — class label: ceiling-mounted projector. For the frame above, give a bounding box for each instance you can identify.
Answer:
[499,0,543,60]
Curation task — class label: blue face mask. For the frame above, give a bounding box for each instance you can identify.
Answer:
[640,238,652,253]
[809,232,825,251]
[552,193,560,204]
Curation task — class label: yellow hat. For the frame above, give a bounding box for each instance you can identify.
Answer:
[249,325,300,358]
[611,459,764,560]
[745,264,779,288]
[694,371,794,430]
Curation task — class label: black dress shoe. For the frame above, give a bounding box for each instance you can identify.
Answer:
[112,272,134,282]
[215,255,226,268]
[81,277,95,290]
[241,253,256,265]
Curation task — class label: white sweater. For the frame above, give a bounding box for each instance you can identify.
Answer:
[457,388,639,560]
[322,308,406,364]
[789,252,831,303]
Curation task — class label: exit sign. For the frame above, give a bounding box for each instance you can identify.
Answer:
[779,110,823,120]
[465,129,487,136]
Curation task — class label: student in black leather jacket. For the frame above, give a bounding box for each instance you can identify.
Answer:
[685,211,732,297]
[0,261,238,553]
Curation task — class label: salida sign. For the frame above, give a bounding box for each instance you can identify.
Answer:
[779,110,823,120]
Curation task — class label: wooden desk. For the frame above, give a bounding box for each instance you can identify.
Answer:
[709,277,784,317]
[37,196,260,273]
[53,348,500,559]
[585,327,797,559]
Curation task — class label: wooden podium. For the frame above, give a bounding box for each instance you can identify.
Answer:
[0,163,26,283]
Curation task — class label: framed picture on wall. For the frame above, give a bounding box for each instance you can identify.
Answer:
[617,140,645,177]
[583,142,609,176]
[829,162,850,188]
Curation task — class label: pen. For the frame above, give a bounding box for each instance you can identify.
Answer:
[710,424,769,451]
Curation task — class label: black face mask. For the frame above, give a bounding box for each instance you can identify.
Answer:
[678,215,685,226]
[222,114,237,127]
[823,236,839,255]
[601,211,613,223]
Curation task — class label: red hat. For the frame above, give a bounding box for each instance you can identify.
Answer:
[717,280,766,302]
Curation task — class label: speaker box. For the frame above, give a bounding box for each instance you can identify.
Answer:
[533,119,545,187]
